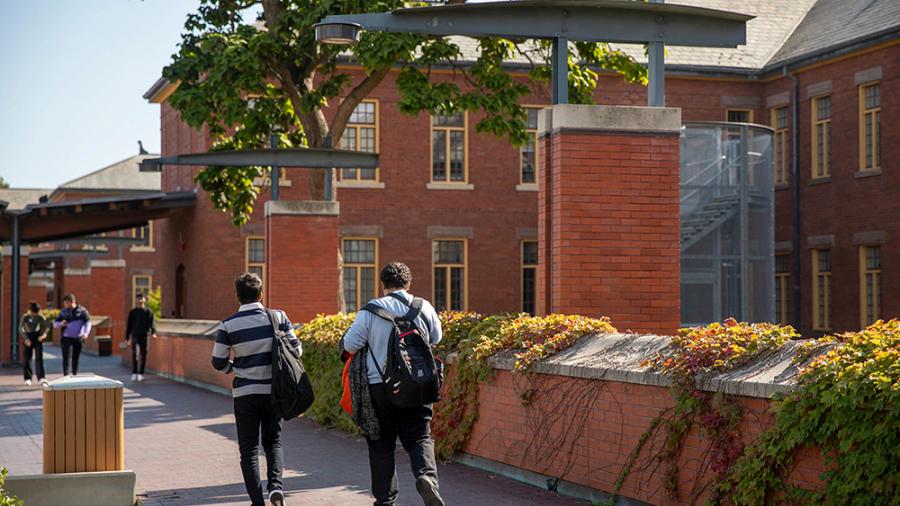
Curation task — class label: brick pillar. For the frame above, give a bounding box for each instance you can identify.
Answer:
[265,201,340,323]
[537,105,681,335]
[88,260,127,348]
[1,247,30,365]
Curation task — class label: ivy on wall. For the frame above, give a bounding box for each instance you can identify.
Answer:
[294,310,900,505]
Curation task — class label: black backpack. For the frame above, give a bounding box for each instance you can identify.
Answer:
[362,294,443,408]
[267,309,315,420]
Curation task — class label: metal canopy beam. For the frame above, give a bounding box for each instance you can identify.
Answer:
[319,1,750,46]
[139,147,379,172]
[317,0,751,107]
[42,235,146,245]
[29,250,111,260]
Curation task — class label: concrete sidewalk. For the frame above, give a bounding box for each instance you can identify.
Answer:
[0,345,584,505]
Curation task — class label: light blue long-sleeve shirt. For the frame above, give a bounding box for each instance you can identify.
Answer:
[342,290,442,384]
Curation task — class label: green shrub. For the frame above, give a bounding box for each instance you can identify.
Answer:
[295,310,616,458]
[0,467,22,506]
[724,319,900,504]
[40,308,60,343]
[295,313,357,433]
[146,286,162,319]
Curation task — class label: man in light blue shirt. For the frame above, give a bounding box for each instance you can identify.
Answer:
[342,262,445,506]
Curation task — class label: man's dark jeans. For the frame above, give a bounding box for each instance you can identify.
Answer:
[23,332,45,380]
[131,335,148,374]
[365,383,440,506]
[234,394,283,506]
[61,338,83,375]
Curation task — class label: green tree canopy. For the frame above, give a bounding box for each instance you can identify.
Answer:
[165,0,647,225]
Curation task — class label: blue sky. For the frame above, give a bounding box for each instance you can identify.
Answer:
[0,0,202,189]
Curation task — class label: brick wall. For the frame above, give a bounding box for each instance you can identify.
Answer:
[461,367,823,505]
[538,106,681,335]
[87,262,127,348]
[151,45,899,330]
[122,333,231,392]
[265,202,341,323]
[765,44,900,334]
[0,252,36,364]
[129,327,825,505]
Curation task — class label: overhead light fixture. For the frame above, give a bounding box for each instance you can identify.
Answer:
[314,22,362,45]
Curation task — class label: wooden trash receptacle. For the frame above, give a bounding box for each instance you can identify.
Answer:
[42,374,124,474]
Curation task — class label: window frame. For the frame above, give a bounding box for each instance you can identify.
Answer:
[810,95,831,179]
[429,112,469,185]
[130,222,154,252]
[245,236,265,284]
[431,238,468,311]
[859,245,882,328]
[771,106,790,185]
[341,237,379,312]
[726,109,754,123]
[811,248,831,330]
[775,253,791,325]
[519,106,543,188]
[132,275,152,303]
[521,240,538,314]
[337,99,381,185]
[858,82,881,172]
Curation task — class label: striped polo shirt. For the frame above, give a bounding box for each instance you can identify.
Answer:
[211,302,302,398]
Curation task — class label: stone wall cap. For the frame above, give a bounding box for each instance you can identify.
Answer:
[90,259,126,268]
[157,318,219,338]
[483,332,805,399]
[265,200,340,217]
[539,104,681,136]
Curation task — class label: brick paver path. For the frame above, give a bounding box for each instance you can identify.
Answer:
[0,346,583,505]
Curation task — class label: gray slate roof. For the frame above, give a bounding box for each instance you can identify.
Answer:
[0,188,52,210]
[612,0,817,70]
[450,0,899,72]
[58,154,161,192]
[767,0,900,69]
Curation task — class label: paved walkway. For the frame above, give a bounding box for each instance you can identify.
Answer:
[0,346,584,505]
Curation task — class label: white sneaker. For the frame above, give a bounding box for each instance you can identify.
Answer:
[40,379,49,387]
[131,373,138,382]
[268,489,285,505]
[24,379,32,386]
[137,374,144,382]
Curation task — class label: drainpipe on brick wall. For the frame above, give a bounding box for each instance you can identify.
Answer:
[784,66,801,330]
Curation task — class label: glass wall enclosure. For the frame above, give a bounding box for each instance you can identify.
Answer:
[680,122,774,326]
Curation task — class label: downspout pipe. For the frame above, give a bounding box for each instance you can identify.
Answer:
[784,66,801,330]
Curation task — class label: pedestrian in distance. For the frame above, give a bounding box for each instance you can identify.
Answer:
[20,301,49,386]
[341,261,446,506]
[54,294,91,376]
[125,292,157,382]
[212,273,300,506]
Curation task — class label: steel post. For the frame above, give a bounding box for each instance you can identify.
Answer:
[552,37,569,105]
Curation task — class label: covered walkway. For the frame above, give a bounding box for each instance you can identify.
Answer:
[0,348,583,505]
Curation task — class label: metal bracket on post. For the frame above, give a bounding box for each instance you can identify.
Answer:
[551,36,568,105]
[270,133,280,201]
[648,0,666,107]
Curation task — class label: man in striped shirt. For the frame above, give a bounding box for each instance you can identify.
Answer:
[212,273,300,506]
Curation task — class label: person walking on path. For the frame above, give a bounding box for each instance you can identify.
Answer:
[125,292,157,382]
[212,273,300,506]
[341,261,446,506]
[53,294,91,376]
[20,301,49,386]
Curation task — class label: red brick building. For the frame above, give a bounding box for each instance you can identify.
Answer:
[0,154,165,343]
[139,0,898,335]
